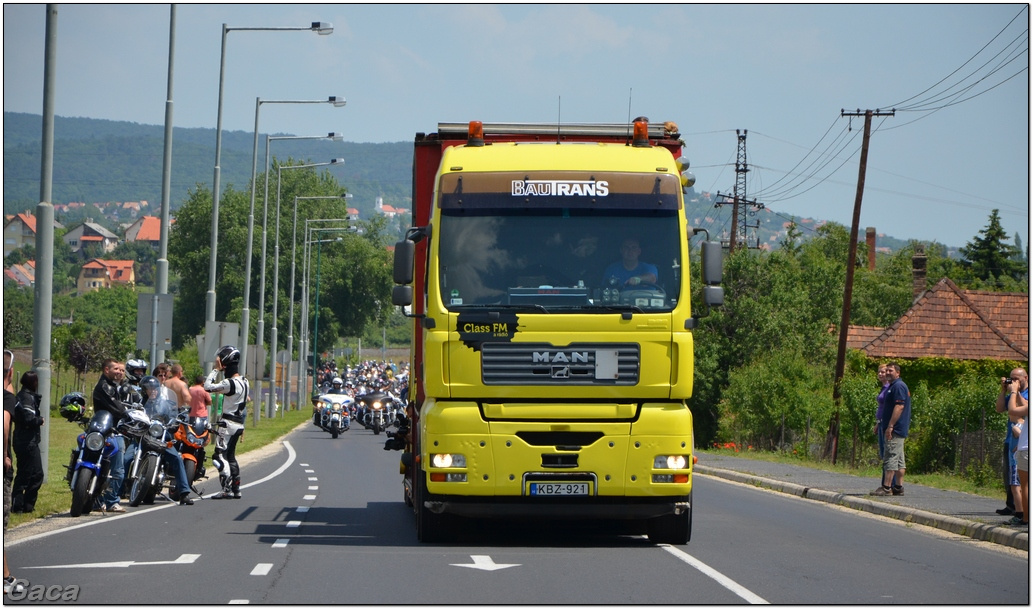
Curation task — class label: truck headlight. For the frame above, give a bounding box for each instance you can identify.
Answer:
[654,455,689,469]
[430,453,466,468]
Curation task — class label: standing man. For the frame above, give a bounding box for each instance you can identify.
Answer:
[205,345,249,500]
[871,362,910,497]
[92,359,129,513]
[872,365,890,460]
[995,368,1028,518]
[188,374,211,426]
[165,364,192,412]
[4,350,25,596]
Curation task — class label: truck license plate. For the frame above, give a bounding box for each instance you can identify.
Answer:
[529,482,589,496]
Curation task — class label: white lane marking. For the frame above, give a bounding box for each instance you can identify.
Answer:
[6,441,299,548]
[303,494,317,500]
[286,520,302,528]
[661,544,768,604]
[272,539,290,548]
[308,486,319,490]
[251,563,274,576]
[229,600,250,604]
[26,553,201,570]
[305,469,315,473]
[308,477,318,481]
[450,555,521,571]
[296,506,310,513]
[300,463,309,467]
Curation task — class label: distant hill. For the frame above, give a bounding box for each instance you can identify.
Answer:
[3,112,411,222]
[4,112,930,253]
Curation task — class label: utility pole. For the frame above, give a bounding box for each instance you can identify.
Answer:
[823,108,895,464]
[715,129,764,250]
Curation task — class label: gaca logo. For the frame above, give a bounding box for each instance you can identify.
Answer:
[511,180,609,197]
[6,580,81,602]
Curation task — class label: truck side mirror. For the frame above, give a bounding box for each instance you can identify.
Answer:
[392,285,413,307]
[393,239,415,285]
[700,240,723,286]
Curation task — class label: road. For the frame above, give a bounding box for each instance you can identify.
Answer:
[5,421,1028,604]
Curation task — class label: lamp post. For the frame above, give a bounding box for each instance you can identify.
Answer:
[240,97,346,387]
[302,223,355,396]
[256,133,343,408]
[266,159,345,421]
[283,195,352,416]
[205,21,333,345]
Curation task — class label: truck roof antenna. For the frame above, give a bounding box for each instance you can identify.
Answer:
[626,88,633,141]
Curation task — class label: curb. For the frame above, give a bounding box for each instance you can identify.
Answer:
[695,465,1029,552]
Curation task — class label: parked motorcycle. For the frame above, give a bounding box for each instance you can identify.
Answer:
[126,389,179,506]
[317,393,352,438]
[173,413,211,490]
[59,393,120,517]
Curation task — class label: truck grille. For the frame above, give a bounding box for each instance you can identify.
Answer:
[481,342,639,385]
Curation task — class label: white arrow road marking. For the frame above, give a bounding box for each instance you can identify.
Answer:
[450,555,521,571]
[25,554,200,570]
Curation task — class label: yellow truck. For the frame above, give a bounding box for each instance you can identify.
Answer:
[391,120,723,543]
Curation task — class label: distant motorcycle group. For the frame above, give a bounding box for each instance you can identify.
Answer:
[311,362,408,438]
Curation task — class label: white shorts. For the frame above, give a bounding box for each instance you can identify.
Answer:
[1017,449,1029,473]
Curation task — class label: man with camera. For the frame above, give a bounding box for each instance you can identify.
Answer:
[996,368,1028,525]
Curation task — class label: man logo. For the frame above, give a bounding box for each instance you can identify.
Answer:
[533,351,589,364]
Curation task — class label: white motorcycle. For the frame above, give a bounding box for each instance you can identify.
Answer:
[317,393,352,439]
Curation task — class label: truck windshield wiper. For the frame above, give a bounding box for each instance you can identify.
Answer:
[453,304,550,313]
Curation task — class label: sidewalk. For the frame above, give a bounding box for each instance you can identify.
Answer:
[696,454,1029,552]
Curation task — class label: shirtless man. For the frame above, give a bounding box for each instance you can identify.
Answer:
[165,364,192,411]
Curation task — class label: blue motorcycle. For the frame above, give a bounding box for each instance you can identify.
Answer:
[60,393,121,517]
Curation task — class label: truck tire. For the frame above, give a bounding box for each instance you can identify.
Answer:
[129,454,158,507]
[646,496,692,545]
[70,469,94,517]
[416,473,452,543]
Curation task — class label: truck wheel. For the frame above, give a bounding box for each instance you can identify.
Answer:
[416,473,452,543]
[646,497,692,545]
[70,469,94,517]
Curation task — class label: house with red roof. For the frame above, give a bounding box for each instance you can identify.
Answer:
[124,215,170,249]
[3,260,35,288]
[64,221,119,254]
[848,277,1028,362]
[77,259,135,294]
[4,212,38,257]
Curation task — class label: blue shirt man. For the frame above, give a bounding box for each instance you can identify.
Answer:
[602,238,657,288]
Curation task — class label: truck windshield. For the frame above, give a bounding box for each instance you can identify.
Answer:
[437,208,683,311]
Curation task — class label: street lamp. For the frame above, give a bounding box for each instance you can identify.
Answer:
[240,98,346,387]
[266,159,345,420]
[283,195,352,416]
[206,21,334,344]
[302,222,356,396]
[256,133,343,402]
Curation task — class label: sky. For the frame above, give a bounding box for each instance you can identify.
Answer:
[3,3,1029,250]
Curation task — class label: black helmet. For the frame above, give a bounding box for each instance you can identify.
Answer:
[126,358,148,384]
[60,392,87,422]
[216,345,240,368]
[139,375,161,404]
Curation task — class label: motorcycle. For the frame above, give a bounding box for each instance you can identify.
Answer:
[358,391,392,435]
[125,395,178,507]
[173,413,211,492]
[60,394,121,518]
[317,393,352,439]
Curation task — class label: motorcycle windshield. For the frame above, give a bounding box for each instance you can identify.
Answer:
[145,396,178,425]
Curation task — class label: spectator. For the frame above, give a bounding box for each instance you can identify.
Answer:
[871,362,910,496]
[996,368,1028,518]
[1001,369,1029,526]
[11,371,44,513]
[92,359,129,513]
[164,364,191,412]
[188,374,211,426]
[4,350,25,596]
[873,364,889,461]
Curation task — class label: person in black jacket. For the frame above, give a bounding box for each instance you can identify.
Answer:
[92,358,128,513]
[10,371,43,513]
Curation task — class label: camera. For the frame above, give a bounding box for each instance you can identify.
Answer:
[1005,379,1014,385]
[383,413,410,451]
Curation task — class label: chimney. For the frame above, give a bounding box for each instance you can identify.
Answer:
[865,227,876,271]
[912,244,927,300]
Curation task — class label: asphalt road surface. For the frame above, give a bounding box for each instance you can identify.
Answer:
[5,421,1028,604]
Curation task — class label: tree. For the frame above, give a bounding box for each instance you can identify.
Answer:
[958,209,1026,287]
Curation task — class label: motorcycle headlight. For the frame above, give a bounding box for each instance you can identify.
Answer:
[85,431,106,452]
[149,421,164,438]
[372,401,383,410]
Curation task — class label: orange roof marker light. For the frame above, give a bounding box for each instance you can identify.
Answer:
[466,120,485,147]
[632,119,650,148]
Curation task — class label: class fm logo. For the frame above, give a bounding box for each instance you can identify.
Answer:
[511,180,609,197]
